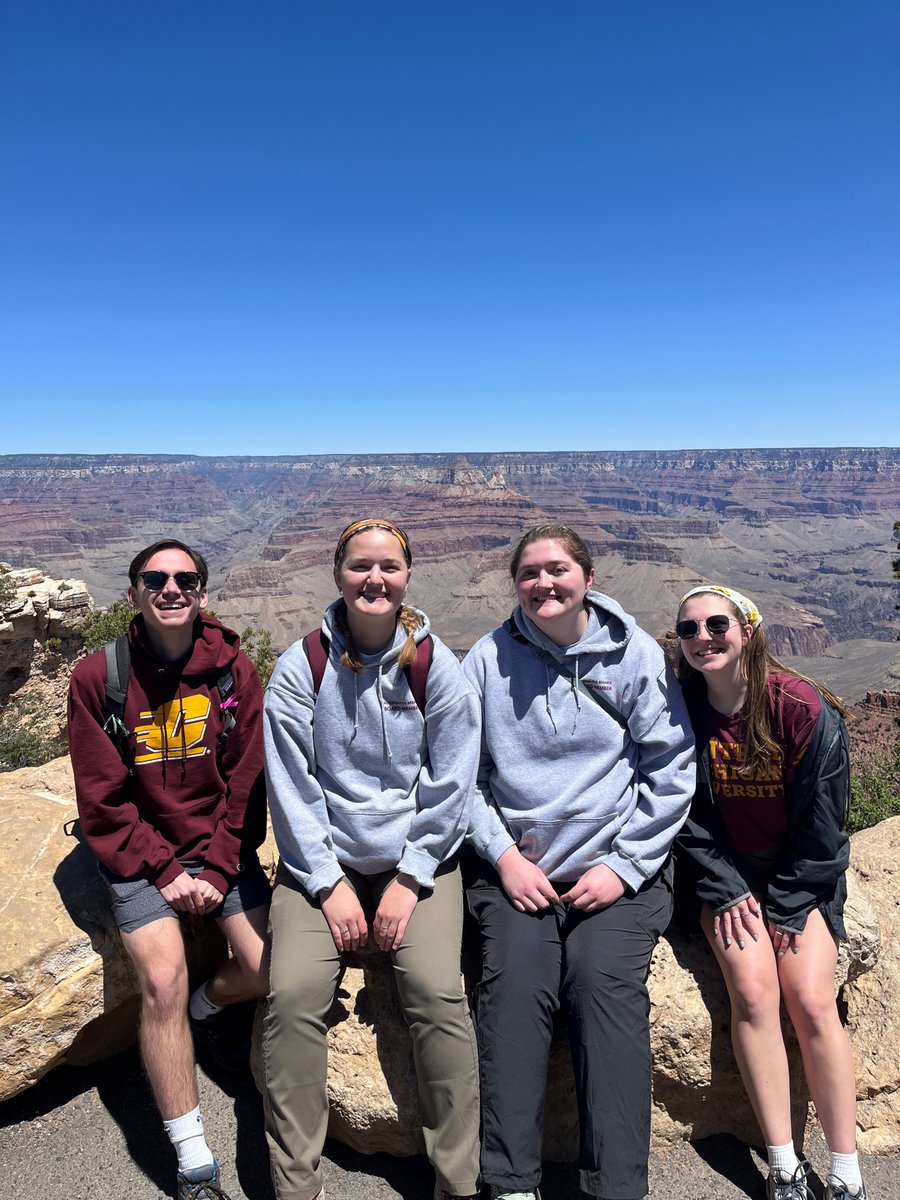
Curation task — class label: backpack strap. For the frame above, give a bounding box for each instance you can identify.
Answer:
[405,635,433,716]
[103,635,133,755]
[303,628,432,716]
[215,665,237,751]
[502,615,627,730]
[303,629,330,695]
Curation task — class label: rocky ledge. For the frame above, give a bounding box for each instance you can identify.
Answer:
[2,758,899,1156]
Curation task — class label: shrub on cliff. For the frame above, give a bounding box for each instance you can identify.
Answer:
[241,625,276,688]
[0,565,16,614]
[80,600,135,652]
[0,712,66,772]
[849,740,900,833]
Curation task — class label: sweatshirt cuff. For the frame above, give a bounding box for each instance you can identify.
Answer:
[305,861,345,897]
[154,859,185,891]
[603,853,647,894]
[484,829,516,868]
[397,847,440,889]
[198,868,229,897]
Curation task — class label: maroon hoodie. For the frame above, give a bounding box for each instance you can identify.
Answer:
[67,613,266,896]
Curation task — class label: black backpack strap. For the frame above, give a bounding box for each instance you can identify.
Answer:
[215,665,237,751]
[103,635,133,756]
[303,629,330,696]
[503,615,627,730]
[404,634,433,716]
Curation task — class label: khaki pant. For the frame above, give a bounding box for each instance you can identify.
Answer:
[264,862,480,1200]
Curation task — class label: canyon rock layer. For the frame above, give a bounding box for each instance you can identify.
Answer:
[1,448,899,699]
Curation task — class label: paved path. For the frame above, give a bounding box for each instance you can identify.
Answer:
[0,1046,895,1200]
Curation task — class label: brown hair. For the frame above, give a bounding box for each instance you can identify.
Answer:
[128,539,209,587]
[332,521,420,673]
[674,596,845,775]
[509,524,594,581]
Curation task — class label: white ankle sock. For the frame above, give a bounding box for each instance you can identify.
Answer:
[189,982,222,1021]
[163,1105,215,1173]
[829,1151,863,1191]
[767,1141,800,1178]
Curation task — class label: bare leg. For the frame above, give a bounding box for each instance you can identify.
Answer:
[120,916,197,1120]
[205,903,270,1006]
[777,909,858,1154]
[701,904,793,1144]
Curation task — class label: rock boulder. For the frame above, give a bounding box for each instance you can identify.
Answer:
[2,757,898,1158]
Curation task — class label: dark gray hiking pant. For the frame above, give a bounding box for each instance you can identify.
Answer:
[466,864,672,1200]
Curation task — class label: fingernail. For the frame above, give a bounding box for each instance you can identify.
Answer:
[724,937,732,947]
[752,934,759,942]
[792,946,800,954]
[738,940,745,949]
[777,950,785,958]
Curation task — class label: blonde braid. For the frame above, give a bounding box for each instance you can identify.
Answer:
[397,604,424,667]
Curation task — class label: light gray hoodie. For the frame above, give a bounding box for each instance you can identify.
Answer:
[264,602,479,896]
[463,591,695,891]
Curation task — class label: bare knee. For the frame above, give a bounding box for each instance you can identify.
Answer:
[730,976,781,1026]
[782,982,840,1037]
[141,955,189,1020]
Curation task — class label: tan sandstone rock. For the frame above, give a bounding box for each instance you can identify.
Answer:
[841,816,900,1153]
[2,757,897,1160]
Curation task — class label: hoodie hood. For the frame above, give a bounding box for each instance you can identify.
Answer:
[129,612,241,678]
[320,599,432,764]
[321,598,431,664]
[513,589,635,663]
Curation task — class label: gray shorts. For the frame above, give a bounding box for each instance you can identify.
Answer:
[99,858,272,935]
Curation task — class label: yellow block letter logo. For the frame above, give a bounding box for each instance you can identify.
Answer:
[133,694,212,766]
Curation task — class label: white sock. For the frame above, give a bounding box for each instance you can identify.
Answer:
[829,1151,863,1191]
[768,1142,800,1179]
[189,982,223,1021]
[163,1105,215,1173]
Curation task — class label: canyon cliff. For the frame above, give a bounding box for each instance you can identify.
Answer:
[1,448,898,699]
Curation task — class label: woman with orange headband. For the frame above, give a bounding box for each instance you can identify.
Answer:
[674,585,865,1200]
[262,519,481,1200]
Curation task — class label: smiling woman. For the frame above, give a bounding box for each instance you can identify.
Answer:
[463,522,695,1200]
[261,518,481,1200]
[673,583,865,1200]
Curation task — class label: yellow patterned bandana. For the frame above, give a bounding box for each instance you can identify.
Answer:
[679,584,762,628]
[334,519,412,567]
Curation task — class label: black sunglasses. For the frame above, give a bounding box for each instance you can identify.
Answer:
[675,615,740,639]
[137,570,203,592]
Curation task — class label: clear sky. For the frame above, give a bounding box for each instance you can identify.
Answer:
[2,2,897,456]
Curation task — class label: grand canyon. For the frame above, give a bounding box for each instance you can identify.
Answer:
[1,447,898,700]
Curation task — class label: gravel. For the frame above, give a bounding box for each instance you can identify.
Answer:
[0,1046,895,1200]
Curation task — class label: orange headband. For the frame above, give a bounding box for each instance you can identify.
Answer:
[334,519,412,567]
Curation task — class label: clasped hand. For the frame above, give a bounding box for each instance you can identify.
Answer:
[320,874,421,953]
[159,870,223,915]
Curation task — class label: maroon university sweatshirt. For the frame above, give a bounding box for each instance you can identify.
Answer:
[67,614,266,896]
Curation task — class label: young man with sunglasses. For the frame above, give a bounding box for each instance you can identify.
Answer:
[67,539,270,1200]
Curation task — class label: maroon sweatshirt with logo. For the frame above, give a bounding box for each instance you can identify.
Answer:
[67,614,266,895]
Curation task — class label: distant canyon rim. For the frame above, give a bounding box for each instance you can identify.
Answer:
[1,448,898,701]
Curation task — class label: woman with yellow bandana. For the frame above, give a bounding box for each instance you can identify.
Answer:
[673,584,865,1200]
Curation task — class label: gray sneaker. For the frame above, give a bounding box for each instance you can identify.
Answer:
[766,1160,813,1200]
[826,1177,868,1200]
[177,1161,233,1200]
[490,1189,539,1200]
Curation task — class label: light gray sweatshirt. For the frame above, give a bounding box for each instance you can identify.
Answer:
[463,592,695,891]
[264,602,479,896]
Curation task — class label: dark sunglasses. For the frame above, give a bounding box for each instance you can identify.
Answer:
[675,615,740,639]
[137,570,203,592]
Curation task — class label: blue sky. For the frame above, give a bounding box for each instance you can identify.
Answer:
[2,2,897,456]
